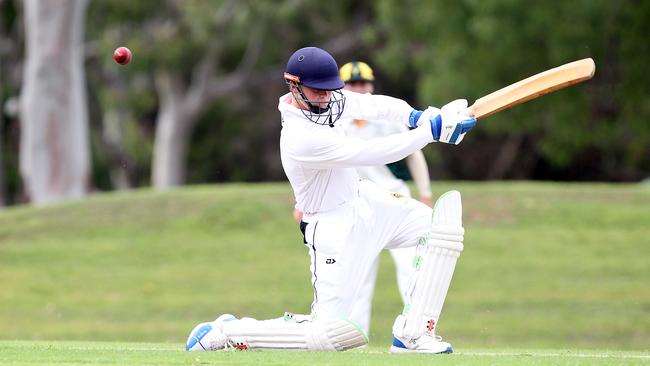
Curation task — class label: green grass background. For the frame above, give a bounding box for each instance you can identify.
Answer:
[1,341,648,366]
[0,182,649,364]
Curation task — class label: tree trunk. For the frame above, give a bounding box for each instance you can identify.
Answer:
[146,24,362,189]
[20,0,90,204]
[152,72,192,188]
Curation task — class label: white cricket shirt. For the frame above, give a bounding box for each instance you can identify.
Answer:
[279,90,433,214]
[340,118,411,194]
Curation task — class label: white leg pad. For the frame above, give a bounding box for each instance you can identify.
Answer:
[222,313,368,351]
[394,191,464,340]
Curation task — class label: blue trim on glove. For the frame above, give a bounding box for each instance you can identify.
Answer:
[409,110,423,129]
[448,117,477,144]
[431,114,442,141]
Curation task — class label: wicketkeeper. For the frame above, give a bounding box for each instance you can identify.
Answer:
[186,46,476,353]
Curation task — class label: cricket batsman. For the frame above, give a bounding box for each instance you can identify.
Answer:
[186,46,476,353]
[338,60,433,336]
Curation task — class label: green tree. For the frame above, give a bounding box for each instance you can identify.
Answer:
[372,0,649,180]
[86,0,372,188]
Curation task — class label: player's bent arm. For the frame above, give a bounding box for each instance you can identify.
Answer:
[285,125,433,169]
[341,90,413,125]
[405,150,432,202]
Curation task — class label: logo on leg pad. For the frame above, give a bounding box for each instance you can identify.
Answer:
[427,319,436,332]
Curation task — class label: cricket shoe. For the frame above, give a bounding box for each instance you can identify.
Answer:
[185,314,237,351]
[390,333,453,354]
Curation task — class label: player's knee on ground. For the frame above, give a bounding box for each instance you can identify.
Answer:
[222,313,368,351]
[306,317,368,351]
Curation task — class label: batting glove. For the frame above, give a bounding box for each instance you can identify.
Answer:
[409,100,476,145]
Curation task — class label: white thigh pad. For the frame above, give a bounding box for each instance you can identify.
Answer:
[394,191,464,340]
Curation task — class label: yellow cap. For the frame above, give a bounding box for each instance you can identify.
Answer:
[339,61,375,83]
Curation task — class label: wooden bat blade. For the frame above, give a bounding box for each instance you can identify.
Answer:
[468,58,595,119]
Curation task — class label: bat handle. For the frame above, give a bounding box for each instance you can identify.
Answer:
[465,105,477,118]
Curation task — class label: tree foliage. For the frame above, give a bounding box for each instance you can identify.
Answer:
[1,1,648,205]
[85,0,373,187]
[372,0,649,180]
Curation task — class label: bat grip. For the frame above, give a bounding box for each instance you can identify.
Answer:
[465,106,476,118]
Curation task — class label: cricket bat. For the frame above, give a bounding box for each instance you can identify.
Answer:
[467,58,595,119]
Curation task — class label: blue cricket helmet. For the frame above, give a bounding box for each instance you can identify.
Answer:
[284,47,346,126]
[285,47,345,91]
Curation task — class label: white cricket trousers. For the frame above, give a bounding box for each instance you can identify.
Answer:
[349,183,416,335]
[301,180,431,330]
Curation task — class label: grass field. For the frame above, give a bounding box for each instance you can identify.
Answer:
[1,341,649,366]
[0,182,649,365]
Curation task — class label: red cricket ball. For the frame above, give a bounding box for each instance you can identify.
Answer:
[113,46,132,65]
